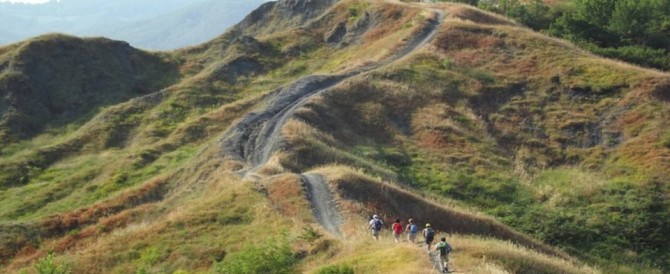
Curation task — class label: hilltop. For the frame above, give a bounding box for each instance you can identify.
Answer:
[0,0,668,273]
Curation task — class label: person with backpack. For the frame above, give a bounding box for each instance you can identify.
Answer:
[436,237,453,273]
[368,214,383,241]
[391,218,403,243]
[405,218,418,243]
[423,223,435,251]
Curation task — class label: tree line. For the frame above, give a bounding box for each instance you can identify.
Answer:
[447,0,670,70]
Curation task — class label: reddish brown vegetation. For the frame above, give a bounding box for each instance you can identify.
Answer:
[39,178,166,235]
[436,27,504,51]
[362,5,418,43]
[265,174,309,216]
[448,5,517,26]
[3,178,167,269]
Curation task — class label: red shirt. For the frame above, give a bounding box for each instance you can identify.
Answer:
[392,222,403,234]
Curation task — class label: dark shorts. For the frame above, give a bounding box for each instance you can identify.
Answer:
[426,236,434,244]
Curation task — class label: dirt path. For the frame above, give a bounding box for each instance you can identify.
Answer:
[429,250,449,273]
[220,9,443,175]
[302,173,343,236]
[220,5,443,241]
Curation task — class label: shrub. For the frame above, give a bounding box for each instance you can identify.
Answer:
[34,253,71,274]
[212,236,296,274]
[661,131,670,149]
[587,44,670,71]
[316,264,355,274]
[298,225,323,245]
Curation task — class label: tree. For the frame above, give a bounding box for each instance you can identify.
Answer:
[608,0,655,45]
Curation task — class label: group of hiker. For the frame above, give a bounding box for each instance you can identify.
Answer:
[368,215,453,273]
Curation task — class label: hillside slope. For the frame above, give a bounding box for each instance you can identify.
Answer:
[0,34,179,143]
[0,0,668,273]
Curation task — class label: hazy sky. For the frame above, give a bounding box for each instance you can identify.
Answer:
[0,0,50,3]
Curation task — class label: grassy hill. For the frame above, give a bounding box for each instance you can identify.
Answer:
[0,0,668,273]
[0,34,180,144]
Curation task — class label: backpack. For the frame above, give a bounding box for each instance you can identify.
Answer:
[409,224,418,233]
[425,228,435,238]
[437,242,452,255]
[373,219,383,231]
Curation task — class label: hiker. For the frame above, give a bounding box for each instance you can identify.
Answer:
[436,237,453,273]
[405,218,418,243]
[392,218,403,243]
[423,223,435,251]
[368,214,383,241]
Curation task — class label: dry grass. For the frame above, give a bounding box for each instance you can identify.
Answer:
[310,166,568,259]
[281,118,397,178]
[300,224,436,273]
[5,173,297,274]
[3,0,669,273]
[449,235,599,274]
[3,177,167,270]
[296,166,599,274]
[446,4,519,26]
[263,174,313,221]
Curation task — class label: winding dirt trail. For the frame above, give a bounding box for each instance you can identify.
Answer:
[221,9,443,172]
[220,7,444,237]
[302,173,343,236]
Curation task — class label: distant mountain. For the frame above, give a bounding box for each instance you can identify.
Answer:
[89,0,268,50]
[0,0,266,50]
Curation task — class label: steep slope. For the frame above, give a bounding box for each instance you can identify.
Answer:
[0,0,667,273]
[272,3,670,272]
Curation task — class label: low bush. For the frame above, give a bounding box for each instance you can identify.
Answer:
[212,236,297,274]
[315,264,355,274]
[34,253,71,274]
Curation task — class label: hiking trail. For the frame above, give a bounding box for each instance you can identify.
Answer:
[302,173,343,236]
[220,3,443,241]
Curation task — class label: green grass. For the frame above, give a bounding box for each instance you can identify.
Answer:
[212,233,296,274]
[661,131,670,148]
[278,18,670,271]
[33,253,71,274]
[0,144,198,222]
[315,264,354,274]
